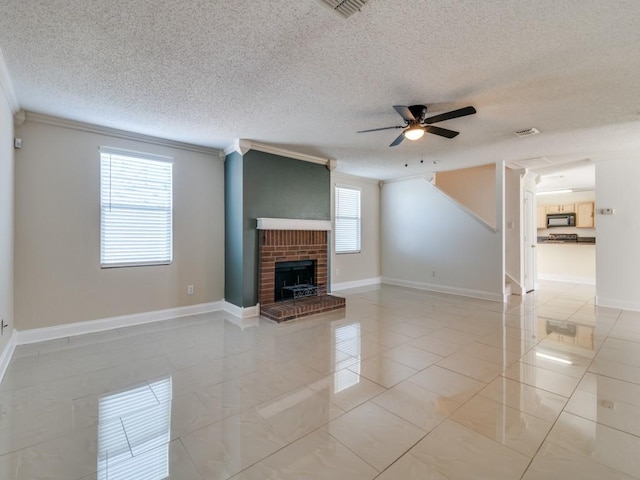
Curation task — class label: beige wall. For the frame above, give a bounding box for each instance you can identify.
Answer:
[331,172,380,287]
[0,93,13,356]
[537,244,595,283]
[435,163,497,227]
[14,119,225,330]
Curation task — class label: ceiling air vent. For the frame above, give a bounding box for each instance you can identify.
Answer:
[319,0,370,18]
[514,127,540,138]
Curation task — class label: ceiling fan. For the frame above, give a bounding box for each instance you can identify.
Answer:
[357,104,477,147]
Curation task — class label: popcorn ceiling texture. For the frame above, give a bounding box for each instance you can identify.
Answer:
[1,0,640,179]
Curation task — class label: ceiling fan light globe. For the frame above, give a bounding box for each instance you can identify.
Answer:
[404,127,425,141]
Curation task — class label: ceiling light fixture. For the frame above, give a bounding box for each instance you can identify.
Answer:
[536,189,573,196]
[404,127,424,141]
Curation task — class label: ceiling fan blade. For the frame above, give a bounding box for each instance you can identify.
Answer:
[424,106,476,124]
[424,125,459,138]
[393,105,416,122]
[357,125,403,133]
[389,132,405,147]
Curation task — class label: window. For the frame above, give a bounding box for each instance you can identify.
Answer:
[100,147,173,267]
[335,186,361,253]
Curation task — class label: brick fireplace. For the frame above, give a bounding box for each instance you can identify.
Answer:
[257,218,345,322]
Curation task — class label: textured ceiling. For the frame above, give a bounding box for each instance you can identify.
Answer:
[1,0,640,179]
[533,161,595,192]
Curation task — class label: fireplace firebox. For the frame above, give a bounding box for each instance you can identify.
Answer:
[275,260,316,302]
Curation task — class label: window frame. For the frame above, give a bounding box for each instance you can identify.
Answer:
[99,147,174,269]
[334,185,361,255]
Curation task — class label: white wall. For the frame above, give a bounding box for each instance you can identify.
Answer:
[331,172,380,289]
[14,118,225,330]
[596,158,640,310]
[505,168,522,287]
[381,174,504,301]
[0,89,14,358]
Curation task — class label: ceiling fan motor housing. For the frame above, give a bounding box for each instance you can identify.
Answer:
[408,105,427,123]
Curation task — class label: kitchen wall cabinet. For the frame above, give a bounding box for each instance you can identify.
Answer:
[576,201,595,228]
[536,205,547,229]
[546,203,575,214]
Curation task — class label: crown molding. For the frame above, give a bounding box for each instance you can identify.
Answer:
[382,173,435,185]
[223,139,332,167]
[23,111,221,156]
[0,47,19,113]
[224,139,252,157]
[331,171,381,185]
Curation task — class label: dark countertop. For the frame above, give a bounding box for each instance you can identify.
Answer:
[537,236,596,245]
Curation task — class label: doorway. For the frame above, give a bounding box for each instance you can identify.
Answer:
[532,161,596,287]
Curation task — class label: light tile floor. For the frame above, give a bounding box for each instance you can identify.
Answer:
[0,281,638,479]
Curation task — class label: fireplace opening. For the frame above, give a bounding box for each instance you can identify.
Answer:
[274,260,316,302]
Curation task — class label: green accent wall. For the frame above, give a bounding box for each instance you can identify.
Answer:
[224,152,244,307]
[224,148,330,308]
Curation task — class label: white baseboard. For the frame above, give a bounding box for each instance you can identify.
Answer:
[595,296,640,312]
[331,277,381,292]
[537,274,596,285]
[381,277,504,303]
[16,301,226,345]
[222,301,260,319]
[0,329,17,385]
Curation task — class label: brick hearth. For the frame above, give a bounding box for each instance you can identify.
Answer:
[258,228,345,322]
[260,295,346,322]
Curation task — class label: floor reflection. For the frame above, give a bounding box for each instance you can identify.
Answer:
[98,377,172,479]
[334,322,361,393]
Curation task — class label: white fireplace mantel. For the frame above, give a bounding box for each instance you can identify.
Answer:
[256,218,332,231]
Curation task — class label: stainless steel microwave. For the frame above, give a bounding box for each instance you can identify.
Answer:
[547,213,576,228]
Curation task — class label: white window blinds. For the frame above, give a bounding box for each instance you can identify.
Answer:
[335,186,361,253]
[100,148,173,268]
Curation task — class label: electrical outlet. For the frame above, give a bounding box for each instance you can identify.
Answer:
[187,285,194,295]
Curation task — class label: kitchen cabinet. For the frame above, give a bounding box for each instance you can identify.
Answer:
[576,201,595,228]
[547,327,594,350]
[576,325,595,350]
[546,203,575,214]
[545,320,595,351]
[536,205,547,229]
